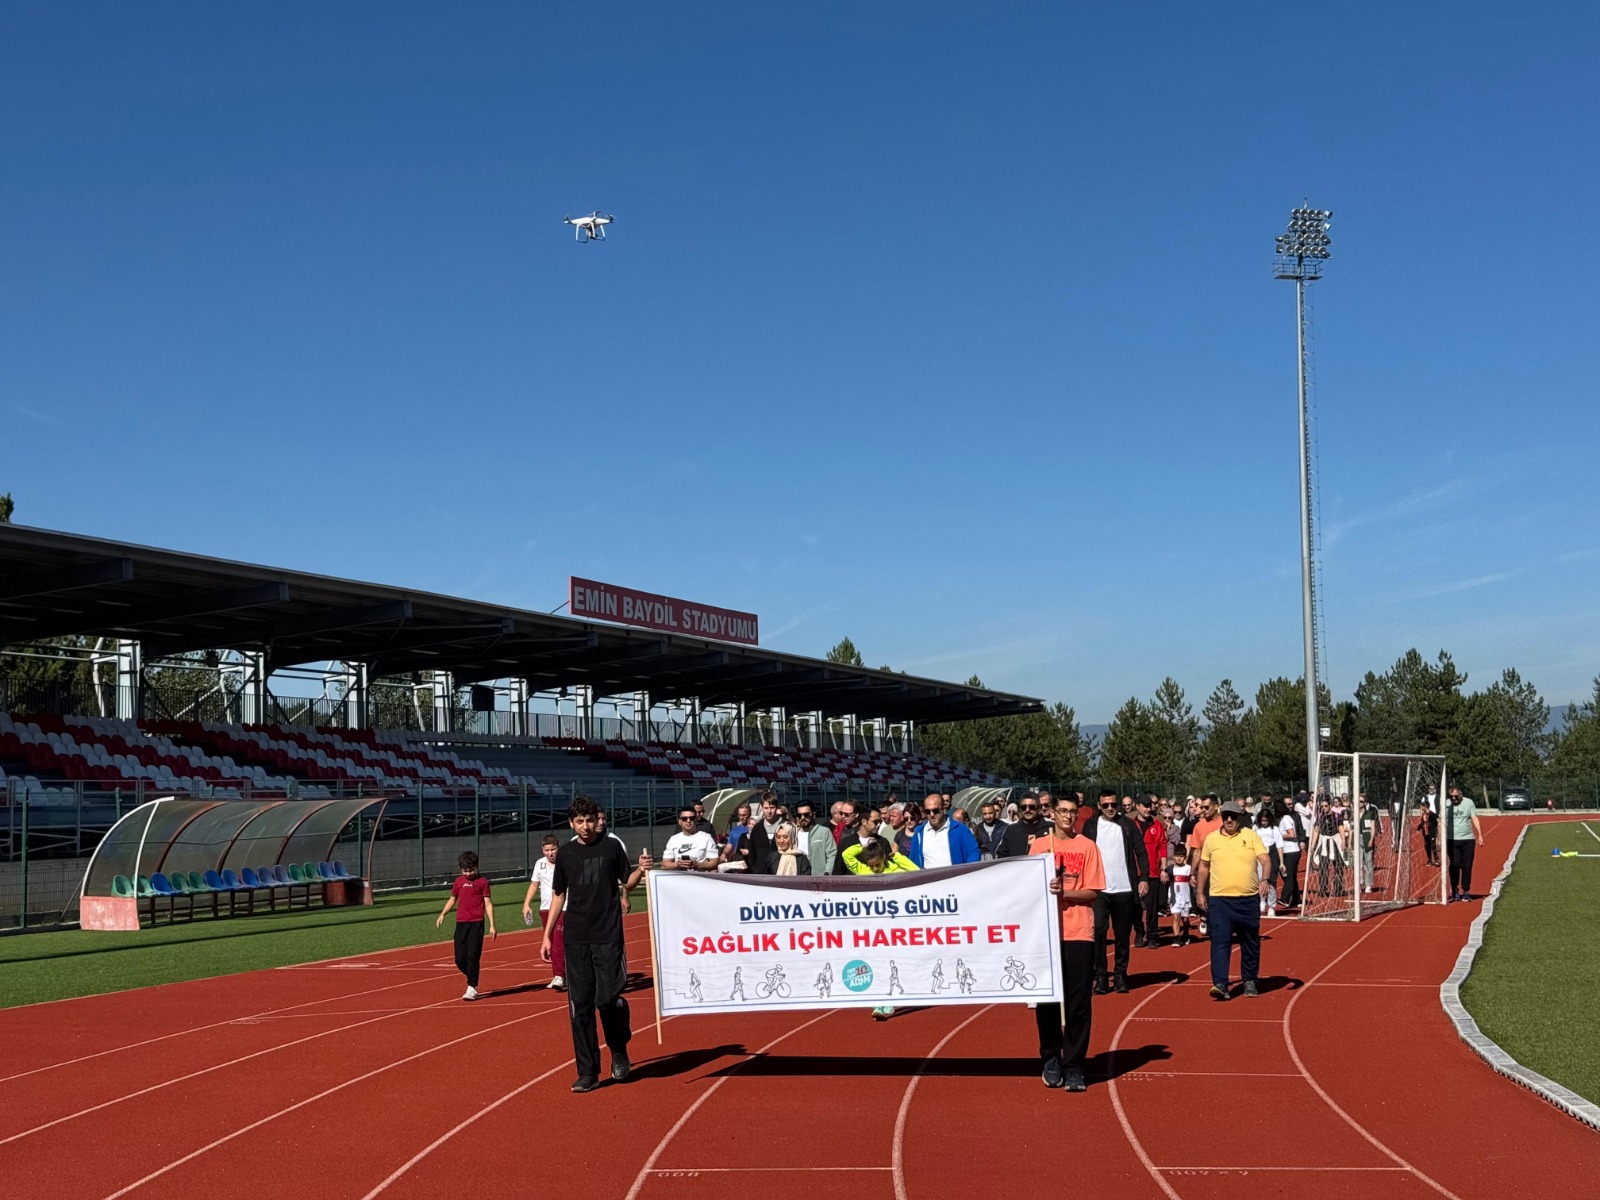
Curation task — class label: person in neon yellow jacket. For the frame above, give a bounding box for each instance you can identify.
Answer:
[842,835,919,876]
[840,836,917,1018]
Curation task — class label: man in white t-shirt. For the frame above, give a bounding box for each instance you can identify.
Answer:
[661,806,719,871]
[1082,789,1150,995]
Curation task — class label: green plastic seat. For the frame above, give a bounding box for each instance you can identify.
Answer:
[303,863,320,881]
[288,863,306,883]
[136,876,156,898]
[188,871,209,892]
[111,874,135,898]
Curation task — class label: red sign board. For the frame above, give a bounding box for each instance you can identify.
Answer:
[569,577,760,646]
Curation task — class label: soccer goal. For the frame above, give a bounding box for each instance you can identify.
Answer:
[1298,752,1448,921]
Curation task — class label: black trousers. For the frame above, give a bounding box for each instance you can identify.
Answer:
[1448,840,1477,896]
[1279,850,1302,907]
[1035,940,1094,1071]
[1139,880,1162,941]
[1093,891,1138,981]
[565,939,632,1082]
[453,920,484,988]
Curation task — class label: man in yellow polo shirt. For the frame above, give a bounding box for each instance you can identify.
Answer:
[1195,799,1270,1001]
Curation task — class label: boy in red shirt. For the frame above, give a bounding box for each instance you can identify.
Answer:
[1030,793,1106,1092]
[436,851,496,1001]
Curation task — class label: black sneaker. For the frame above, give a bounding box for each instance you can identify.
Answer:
[1208,984,1231,1002]
[1242,980,1259,997]
[1133,936,1147,948]
[1063,1066,1087,1092]
[1041,1055,1063,1089]
[1113,975,1130,994]
[571,1077,599,1094]
[1092,977,1110,996]
[610,1052,631,1082]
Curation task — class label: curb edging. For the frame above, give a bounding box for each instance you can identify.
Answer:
[1440,825,1600,1133]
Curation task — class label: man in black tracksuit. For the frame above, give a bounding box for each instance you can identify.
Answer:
[997,793,1052,858]
[1081,789,1150,994]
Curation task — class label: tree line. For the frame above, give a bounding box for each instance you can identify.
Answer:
[829,638,1600,803]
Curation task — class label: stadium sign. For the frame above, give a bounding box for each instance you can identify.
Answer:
[569,577,760,646]
[647,857,1063,1017]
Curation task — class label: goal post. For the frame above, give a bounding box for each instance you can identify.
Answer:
[1299,751,1448,921]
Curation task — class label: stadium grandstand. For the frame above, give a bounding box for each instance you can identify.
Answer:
[0,524,1038,927]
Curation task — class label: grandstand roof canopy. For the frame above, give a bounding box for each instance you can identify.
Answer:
[0,525,1043,724]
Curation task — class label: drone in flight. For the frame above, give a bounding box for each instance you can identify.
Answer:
[564,211,614,243]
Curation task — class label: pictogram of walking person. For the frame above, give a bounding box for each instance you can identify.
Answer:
[887,959,905,996]
[729,965,747,1001]
[931,959,948,993]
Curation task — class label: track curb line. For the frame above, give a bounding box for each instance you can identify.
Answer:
[1440,824,1600,1133]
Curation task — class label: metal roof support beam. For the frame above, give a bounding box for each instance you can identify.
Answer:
[588,650,732,699]
[615,658,779,702]
[519,640,670,683]
[0,557,135,603]
[0,582,292,645]
[360,620,517,675]
[139,598,415,663]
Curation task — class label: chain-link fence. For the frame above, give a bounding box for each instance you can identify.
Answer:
[0,773,985,933]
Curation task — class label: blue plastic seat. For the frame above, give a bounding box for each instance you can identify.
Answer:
[240,867,263,888]
[331,860,351,879]
[150,873,178,896]
[221,869,244,890]
[271,865,292,886]
[204,869,229,891]
[317,862,335,880]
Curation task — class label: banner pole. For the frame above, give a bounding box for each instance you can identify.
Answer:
[1049,827,1065,1039]
[647,869,664,1044]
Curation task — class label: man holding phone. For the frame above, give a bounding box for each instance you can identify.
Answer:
[661,806,719,870]
[1029,793,1105,1092]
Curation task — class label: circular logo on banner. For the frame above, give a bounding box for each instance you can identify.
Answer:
[841,960,874,992]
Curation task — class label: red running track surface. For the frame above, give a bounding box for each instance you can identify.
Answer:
[3,815,1597,1199]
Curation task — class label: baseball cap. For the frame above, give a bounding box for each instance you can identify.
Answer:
[1220,800,1248,819]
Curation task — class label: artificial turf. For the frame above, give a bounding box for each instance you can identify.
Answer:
[1460,819,1600,1106]
[0,875,648,1010]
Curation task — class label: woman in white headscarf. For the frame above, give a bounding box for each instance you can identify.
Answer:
[762,822,812,875]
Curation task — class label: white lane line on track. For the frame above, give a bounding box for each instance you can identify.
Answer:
[1159,1166,1408,1172]
[0,973,448,1087]
[1107,978,1187,1200]
[1280,912,1466,1200]
[101,1004,565,1200]
[1,997,453,1147]
[891,1006,994,1200]
[622,1011,837,1200]
[652,1167,894,1173]
[0,914,644,1085]
[360,1053,578,1198]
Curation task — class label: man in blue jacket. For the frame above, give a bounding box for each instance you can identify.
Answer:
[908,793,981,868]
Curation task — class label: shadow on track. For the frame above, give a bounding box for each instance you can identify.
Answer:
[629,1043,749,1081]
[1087,1042,1172,1080]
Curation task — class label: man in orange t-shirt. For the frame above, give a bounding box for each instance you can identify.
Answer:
[1030,793,1105,1093]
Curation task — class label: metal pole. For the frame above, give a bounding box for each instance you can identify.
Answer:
[19,792,28,932]
[1296,273,1321,798]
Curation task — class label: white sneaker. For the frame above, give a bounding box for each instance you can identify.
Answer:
[549,975,565,991]
[463,986,479,1001]
[1263,910,1275,919]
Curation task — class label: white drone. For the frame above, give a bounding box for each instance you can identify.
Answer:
[564,211,614,242]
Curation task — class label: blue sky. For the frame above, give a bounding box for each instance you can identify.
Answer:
[3,2,1596,721]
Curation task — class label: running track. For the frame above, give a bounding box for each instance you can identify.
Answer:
[4,815,1596,1199]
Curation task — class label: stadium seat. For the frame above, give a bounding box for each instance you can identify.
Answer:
[149,872,193,923]
[111,874,134,898]
[331,860,351,879]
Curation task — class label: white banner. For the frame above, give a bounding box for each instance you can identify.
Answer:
[648,857,1063,1016]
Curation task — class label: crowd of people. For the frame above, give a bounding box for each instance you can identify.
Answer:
[436,780,1482,1096]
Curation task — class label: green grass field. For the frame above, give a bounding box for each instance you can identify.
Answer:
[0,874,649,1010]
[1460,819,1600,1105]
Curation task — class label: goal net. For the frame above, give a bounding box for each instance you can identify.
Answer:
[1299,751,1447,921]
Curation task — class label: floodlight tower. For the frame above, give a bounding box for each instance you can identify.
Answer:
[1274,205,1333,796]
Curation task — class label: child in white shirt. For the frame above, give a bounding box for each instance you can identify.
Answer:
[521,834,564,990]
[1169,846,1194,947]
